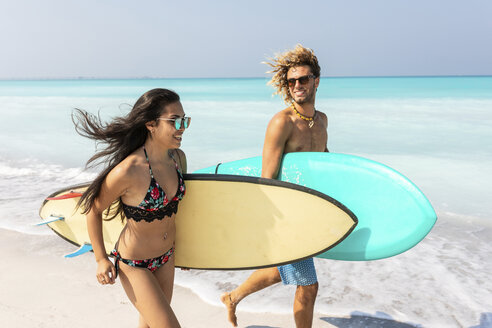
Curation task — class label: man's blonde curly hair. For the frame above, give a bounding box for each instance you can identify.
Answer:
[264,44,320,104]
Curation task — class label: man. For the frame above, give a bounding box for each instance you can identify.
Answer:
[221,44,328,328]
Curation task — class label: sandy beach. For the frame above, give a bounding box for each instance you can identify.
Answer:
[0,228,424,328]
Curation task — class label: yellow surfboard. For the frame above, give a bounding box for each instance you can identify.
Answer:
[38,174,357,270]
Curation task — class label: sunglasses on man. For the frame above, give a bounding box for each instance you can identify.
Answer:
[157,116,191,130]
[287,75,316,88]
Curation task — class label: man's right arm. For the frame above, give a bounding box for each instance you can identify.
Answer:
[261,113,292,179]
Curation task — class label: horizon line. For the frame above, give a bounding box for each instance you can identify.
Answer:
[1,74,492,82]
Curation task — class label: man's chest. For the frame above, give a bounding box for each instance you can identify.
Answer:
[285,125,327,152]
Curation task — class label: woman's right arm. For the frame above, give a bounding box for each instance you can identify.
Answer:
[87,165,131,285]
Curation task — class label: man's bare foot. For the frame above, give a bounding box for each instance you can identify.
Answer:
[220,292,238,327]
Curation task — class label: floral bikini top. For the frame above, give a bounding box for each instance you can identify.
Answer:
[121,147,186,223]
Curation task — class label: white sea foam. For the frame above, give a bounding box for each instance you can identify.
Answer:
[0,158,95,234]
[174,215,492,327]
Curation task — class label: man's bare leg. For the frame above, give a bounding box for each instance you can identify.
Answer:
[221,267,281,327]
[293,282,318,328]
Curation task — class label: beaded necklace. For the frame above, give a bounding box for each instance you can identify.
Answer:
[291,103,316,128]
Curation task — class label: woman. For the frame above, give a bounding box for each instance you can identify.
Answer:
[74,88,190,328]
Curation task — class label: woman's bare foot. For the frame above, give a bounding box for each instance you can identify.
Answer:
[220,292,238,327]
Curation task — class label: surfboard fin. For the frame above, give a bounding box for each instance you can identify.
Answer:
[33,215,65,226]
[64,244,93,258]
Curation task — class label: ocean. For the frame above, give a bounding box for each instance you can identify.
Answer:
[1,77,491,327]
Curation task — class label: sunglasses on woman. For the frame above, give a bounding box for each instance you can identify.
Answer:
[287,75,316,88]
[157,116,191,130]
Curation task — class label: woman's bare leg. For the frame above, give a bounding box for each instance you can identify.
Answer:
[153,255,176,303]
[119,261,180,328]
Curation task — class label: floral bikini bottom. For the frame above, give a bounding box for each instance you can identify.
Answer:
[111,246,174,278]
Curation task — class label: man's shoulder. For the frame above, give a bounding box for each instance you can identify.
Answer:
[265,108,294,137]
[315,110,328,124]
[270,107,295,125]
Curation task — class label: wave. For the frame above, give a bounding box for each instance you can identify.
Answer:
[0,158,95,235]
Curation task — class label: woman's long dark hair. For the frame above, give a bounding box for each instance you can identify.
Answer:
[73,88,180,220]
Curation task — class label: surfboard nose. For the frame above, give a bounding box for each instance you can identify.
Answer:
[174,175,357,270]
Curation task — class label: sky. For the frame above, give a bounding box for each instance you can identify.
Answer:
[1,0,491,79]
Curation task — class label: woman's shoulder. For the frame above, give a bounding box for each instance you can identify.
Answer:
[170,148,187,174]
[109,150,146,184]
[98,150,146,200]
[171,148,186,160]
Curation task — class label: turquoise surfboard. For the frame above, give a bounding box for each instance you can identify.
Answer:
[195,152,437,261]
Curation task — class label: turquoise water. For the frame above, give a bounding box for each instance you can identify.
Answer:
[1,76,491,223]
[0,78,272,99]
[321,76,492,99]
[1,76,492,99]
[1,76,491,326]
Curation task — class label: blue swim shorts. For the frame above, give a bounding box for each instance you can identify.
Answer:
[278,257,317,286]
